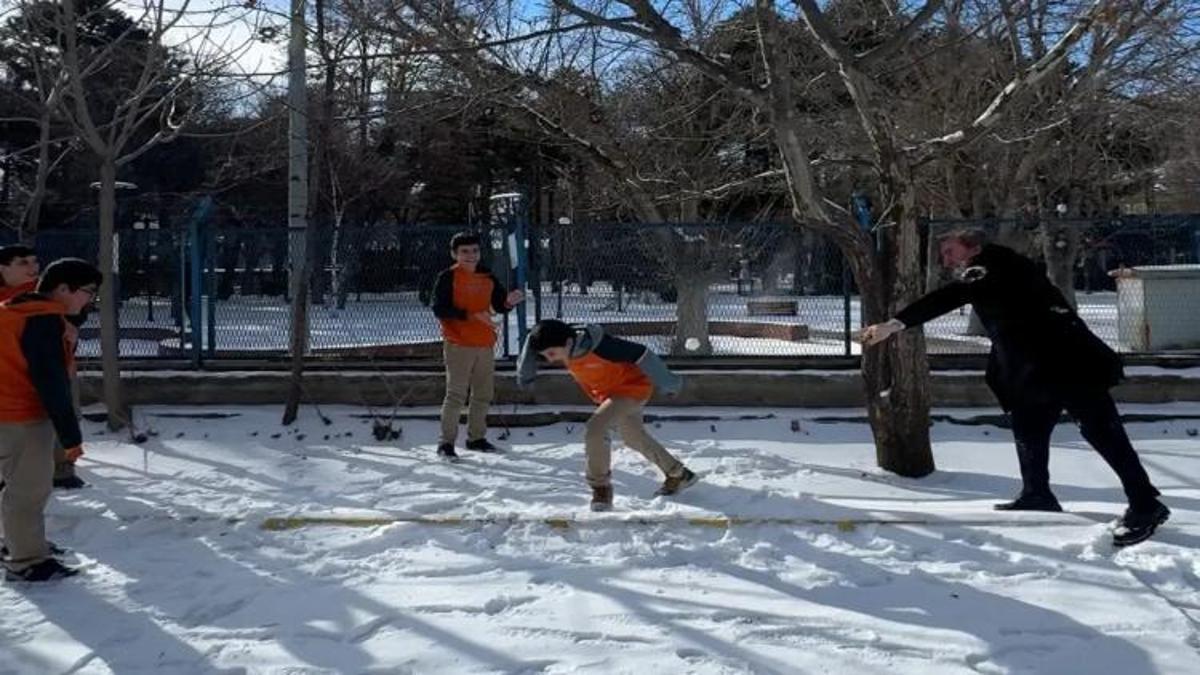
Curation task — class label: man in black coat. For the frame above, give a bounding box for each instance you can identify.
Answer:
[860,229,1169,547]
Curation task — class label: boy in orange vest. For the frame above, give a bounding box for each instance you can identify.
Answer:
[0,258,100,581]
[518,320,697,511]
[431,232,524,461]
[0,245,86,490]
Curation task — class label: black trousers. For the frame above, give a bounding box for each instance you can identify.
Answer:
[1009,389,1160,508]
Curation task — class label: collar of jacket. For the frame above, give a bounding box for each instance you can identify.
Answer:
[570,324,604,359]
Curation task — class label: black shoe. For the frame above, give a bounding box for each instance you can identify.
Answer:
[5,558,79,582]
[437,443,461,463]
[465,438,501,453]
[53,475,88,490]
[1,541,66,559]
[1113,501,1170,548]
[994,492,1063,512]
[590,486,613,512]
[655,468,698,497]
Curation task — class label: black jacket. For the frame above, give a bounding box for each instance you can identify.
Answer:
[895,244,1122,410]
[430,265,512,320]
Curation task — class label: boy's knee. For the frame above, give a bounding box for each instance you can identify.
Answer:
[584,415,610,439]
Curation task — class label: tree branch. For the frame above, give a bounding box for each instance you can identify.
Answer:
[907,0,1113,163]
[854,0,945,69]
[553,0,767,105]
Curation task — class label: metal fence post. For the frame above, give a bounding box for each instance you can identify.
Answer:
[842,262,852,356]
[185,197,212,368]
[188,215,202,367]
[511,199,530,350]
[206,228,217,357]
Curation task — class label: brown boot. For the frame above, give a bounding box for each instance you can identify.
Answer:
[655,468,698,497]
[590,485,613,512]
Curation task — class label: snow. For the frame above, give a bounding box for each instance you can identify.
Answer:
[74,289,1131,358]
[3,405,1199,674]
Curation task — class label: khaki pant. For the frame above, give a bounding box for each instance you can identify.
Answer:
[0,419,55,571]
[585,397,684,488]
[439,343,496,444]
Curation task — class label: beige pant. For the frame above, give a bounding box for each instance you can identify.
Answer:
[440,343,496,444]
[585,397,684,488]
[0,419,55,571]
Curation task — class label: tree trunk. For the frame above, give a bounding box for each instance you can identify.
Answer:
[335,221,362,310]
[672,264,712,356]
[97,158,129,430]
[281,0,310,426]
[23,108,54,235]
[862,205,935,477]
[765,83,934,477]
[1041,219,1080,309]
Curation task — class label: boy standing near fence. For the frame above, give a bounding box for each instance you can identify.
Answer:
[517,320,698,511]
[431,232,524,462]
[1,245,86,490]
[0,258,101,581]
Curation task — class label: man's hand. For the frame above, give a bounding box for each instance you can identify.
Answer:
[858,319,905,346]
[64,445,84,462]
[505,289,525,308]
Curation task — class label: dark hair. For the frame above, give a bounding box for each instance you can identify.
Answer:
[938,228,988,248]
[450,232,482,251]
[37,258,103,293]
[528,320,575,352]
[0,244,36,266]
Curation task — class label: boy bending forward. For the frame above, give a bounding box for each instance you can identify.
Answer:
[518,320,696,511]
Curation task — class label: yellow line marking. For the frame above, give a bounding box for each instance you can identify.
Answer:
[259,514,1085,531]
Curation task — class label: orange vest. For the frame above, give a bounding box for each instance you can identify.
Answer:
[439,265,498,348]
[0,298,74,423]
[0,280,37,304]
[566,351,653,403]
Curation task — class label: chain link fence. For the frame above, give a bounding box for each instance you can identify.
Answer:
[4,213,1199,361]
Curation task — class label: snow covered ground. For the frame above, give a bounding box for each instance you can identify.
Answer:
[77,288,1125,358]
[3,403,1199,674]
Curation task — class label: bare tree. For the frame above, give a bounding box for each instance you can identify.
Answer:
[47,0,262,429]
[355,0,777,355]
[544,0,1179,476]
[0,2,75,236]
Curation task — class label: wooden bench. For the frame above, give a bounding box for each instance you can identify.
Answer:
[746,300,798,317]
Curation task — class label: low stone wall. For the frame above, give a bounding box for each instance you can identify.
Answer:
[602,321,809,342]
[76,369,1200,408]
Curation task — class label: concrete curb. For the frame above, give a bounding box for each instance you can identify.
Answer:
[77,369,1200,408]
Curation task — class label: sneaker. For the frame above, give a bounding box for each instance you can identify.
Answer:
[994,492,1063,512]
[437,443,461,463]
[590,486,613,512]
[465,438,501,453]
[53,475,88,490]
[1113,501,1170,548]
[5,558,79,582]
[655,468,698,497]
